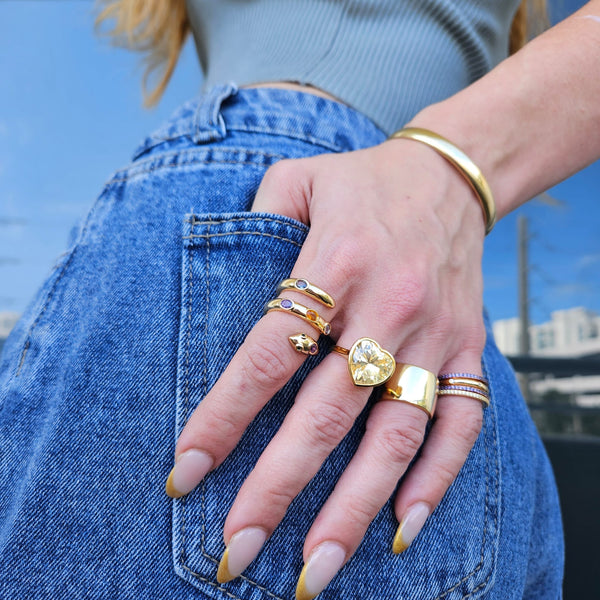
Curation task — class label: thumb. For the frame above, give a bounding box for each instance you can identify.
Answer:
[251,159,312,225]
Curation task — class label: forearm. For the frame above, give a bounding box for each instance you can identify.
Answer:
[408,1,600,220]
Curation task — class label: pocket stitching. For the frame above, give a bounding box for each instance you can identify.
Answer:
[177,218,499,599]
[186,215,307,234]
[184,231,303,248]
[434,358,499,599]
[178,221,292,600]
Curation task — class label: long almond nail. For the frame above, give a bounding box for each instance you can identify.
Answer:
[392,502,430,554]
[165,449,213,498]
[296,541,346,600]
[217,527,268,583]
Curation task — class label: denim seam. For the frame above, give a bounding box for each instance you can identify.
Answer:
[199,220,211,556]
[184,232,303,248]
[226,125,346,153]
[178,221,291,600]
[187,216,307,234]
[108,160,278,185]
[12,191,107,380]
[178,243,195,572]
[434,384,498,598]
[132,144,284,166]
[106,148,286,186]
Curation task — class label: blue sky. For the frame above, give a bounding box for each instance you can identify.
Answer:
[0,0,598,325]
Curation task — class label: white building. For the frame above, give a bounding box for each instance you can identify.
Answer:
[0,312,20,340]
[493,307,600,405]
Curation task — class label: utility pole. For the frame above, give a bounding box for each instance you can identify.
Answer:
[518,215,531,402]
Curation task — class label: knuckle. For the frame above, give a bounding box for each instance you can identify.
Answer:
[240,335,290,390]
[261,485,296,515]
[303,401,356,447]
[434,459,460,491]
[462,322,487,355]
[456,409,483,444]
[372,420,425,466]
[344,494,379,528]
[325,235,370,284]
[261,159,308,199]
[203,404,241,440]
[383,274,431,327]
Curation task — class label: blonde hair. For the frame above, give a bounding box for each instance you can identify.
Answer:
[96,0,548,107]
[95,0,189,107]
[510,0,549,55]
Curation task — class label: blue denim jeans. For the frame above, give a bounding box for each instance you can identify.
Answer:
[0,83,563,599]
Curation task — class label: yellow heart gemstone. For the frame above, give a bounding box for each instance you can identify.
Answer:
[347,338,396,387]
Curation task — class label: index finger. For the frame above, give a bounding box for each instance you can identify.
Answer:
[165,295,333,498]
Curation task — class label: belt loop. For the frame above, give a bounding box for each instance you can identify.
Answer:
[193,82,239,143]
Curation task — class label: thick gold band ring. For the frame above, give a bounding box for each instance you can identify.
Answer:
[380,363,438,418]
[265,298,331,336]
[331,338,396,387]
[277,278,335,308]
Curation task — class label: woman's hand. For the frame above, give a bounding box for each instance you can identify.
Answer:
[165,138,488,599]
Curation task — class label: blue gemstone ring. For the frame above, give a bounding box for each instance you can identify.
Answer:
[276,278,335,308]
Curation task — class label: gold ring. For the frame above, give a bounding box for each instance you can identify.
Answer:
[436,387,490,408]
[439,377,489,393]
[288,333,319,356]
[265,298,331,336]
[331,338,396,387]
[277,278,335,308]
[438,373,489,394]
[380,363,438,418]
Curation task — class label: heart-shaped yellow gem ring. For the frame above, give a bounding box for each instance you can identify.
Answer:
[331,338,396,387]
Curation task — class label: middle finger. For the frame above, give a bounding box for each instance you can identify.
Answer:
[218,328,403,579]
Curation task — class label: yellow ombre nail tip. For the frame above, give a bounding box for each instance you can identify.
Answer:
[392,502,430,554]
[295,563,314,600]
[392,524,409,554]
[164,468,184,498]
[217,548,234,584]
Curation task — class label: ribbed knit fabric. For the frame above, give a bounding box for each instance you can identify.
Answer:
[186,0,520,135]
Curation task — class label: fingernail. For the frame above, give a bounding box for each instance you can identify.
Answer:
[217,527,268,583]
[296,541,346,600]
[392,502,430,554]
[165,449,213,498]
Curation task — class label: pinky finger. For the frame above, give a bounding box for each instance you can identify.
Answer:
[390,395,484,553]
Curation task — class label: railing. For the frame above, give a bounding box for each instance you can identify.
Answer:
[542,436,600,599]
[507,355,600,598]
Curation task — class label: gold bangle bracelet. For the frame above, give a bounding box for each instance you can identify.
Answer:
[388,127,496,234]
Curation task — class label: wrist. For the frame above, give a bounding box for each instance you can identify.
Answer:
[387,128,496,234]
[376,134,487,241]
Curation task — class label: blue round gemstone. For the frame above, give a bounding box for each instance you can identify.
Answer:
[281,299,293,309]
[296,279,308,289]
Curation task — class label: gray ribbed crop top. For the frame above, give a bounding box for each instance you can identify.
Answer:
[186,0,520,135]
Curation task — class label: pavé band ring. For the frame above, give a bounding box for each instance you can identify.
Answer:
[437,372,490,408]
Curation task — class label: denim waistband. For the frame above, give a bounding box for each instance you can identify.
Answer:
[133,82,388,160]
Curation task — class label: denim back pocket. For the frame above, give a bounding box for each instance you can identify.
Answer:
[174,212,315,598]
[173,213,502,600]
